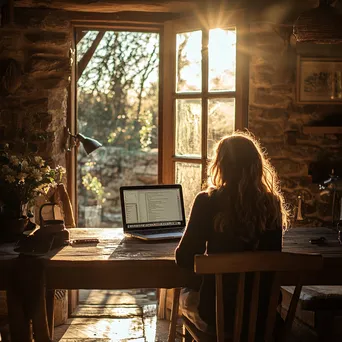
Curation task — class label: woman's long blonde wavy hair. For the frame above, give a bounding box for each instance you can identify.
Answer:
[208,131,289,242]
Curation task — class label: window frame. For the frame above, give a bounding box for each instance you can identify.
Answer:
[161,10,249,186]
[68,22,164,221]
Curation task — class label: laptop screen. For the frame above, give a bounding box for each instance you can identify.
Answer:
[120,184,186,231]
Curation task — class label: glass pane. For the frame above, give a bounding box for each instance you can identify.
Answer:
[175,99,202,157]
[209,28,236,92]
[175,162,202,218]
[207,98,235,158]
[77,30,159,227]
[176,31,202,93]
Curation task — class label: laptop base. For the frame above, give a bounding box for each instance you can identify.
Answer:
[125,231,183,241]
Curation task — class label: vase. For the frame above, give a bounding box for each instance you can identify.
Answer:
[0,202,30,242]
[0,216,29,242]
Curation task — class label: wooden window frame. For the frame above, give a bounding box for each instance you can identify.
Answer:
[67,22,164,221]
[161,10,249,185]
[67,10,249,215]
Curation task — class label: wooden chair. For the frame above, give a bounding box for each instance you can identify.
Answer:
[168,251,323,342]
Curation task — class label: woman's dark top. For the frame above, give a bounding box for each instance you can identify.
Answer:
[175,189,283,335]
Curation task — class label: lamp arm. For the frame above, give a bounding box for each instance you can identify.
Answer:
[65,128,78,152]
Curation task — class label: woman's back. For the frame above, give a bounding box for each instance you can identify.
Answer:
[175,132,288,337]
[176,189,282,333]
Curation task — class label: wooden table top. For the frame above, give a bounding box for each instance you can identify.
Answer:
[1,226,342,289]
[1,226,341,261]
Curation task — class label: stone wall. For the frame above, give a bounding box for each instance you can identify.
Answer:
[248,18,342,225]
[0,7,72,322]
[0,8,72,167]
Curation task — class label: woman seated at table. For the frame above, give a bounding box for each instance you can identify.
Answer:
[175,131,289,339]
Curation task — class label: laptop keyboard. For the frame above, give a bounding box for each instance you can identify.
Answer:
[139,228,184,235]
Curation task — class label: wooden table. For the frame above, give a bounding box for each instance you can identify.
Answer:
[46,226,342,288]
[1,226,342,341]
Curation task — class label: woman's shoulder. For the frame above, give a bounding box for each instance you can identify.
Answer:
[193,190,210,202]
[192,189,218,205]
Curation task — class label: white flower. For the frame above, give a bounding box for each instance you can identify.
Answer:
[17,173,28,182]
[5,175,16,183]
[31,169,42,181]
[34,156,45,167]
[55,165,66,174]
[41,165,51,174]
[21,160,29,171]
[9,156,20,166]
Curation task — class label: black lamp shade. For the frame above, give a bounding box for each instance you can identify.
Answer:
[76,133,102,155]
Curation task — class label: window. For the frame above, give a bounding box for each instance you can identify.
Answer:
[68,12,247,224]
[72,27,161,227]
[161,12,248,215]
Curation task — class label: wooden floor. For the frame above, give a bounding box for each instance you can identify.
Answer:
[54,289,181,342]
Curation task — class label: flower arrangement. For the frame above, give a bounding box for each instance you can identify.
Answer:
[0,151,66,219]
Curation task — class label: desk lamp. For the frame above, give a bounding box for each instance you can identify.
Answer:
[65,128,102,155]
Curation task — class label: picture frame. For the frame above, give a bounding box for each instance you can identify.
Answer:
[297,56,342,104]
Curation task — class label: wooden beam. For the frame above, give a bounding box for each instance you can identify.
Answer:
[76,30,87,44]
[14,0,199,13]
[69,11,176,24]
[14,8,176,26]
[78,31,105,78]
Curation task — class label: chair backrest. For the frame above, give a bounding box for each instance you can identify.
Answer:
[194,251,323,342]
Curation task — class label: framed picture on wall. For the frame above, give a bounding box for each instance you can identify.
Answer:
[297,56,342,104]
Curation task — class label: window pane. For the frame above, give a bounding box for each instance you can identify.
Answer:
[207,98,235,158]
[176,31,202,93]
[77,30,159,228]
[209,28,236,92]
[175,99,202,157]
[175,162,202,218]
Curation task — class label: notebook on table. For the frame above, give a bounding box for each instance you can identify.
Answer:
[120,184,186,241]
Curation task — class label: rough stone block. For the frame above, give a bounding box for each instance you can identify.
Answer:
[25,31,69,46]
[26,74,69,90]
[21,96,48,112]
[15,8,71,31]
[263,108,288,120]
[249,120,284,137]
[252,88,291,108]
[0,29,23,50]
[27,46,69,58]
[272,158,308,176]
[0,96,22,110]
[27,56,70,74]
[48,88,68,112]
[29,112,53,131]
[272,84,294,94]
[251,71,273,87]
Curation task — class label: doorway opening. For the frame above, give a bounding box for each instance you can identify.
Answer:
[65,29,160,340]
[76,29,160,228]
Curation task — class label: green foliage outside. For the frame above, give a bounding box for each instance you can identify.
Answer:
[77,31,159,218]
[77,31,159,151]
[81,172,105,205]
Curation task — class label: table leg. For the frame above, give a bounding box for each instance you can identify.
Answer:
[6,288,32,342]
[31,283,51,342]
[46,290,55,339]
[158,288,167,319]
[168,288,181,342]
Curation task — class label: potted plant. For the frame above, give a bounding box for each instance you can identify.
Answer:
[0,149,65,238]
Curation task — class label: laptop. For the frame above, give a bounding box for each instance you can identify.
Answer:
[120,184,186,241]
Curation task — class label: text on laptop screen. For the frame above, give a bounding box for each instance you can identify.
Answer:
[123,188,183,229]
